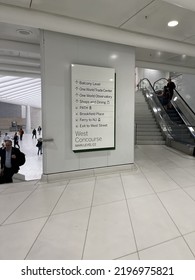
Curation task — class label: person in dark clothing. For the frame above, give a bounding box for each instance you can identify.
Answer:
[13,132,20,149]
[0,140,23,183]
[19,128,24,140]
[37,126,42,135]
[32,128,37,139]
[36,138,43,155]
[167,78,176,101]
[157,86,170,110]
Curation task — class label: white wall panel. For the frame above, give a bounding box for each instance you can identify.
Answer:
[181,74,195,113]
[41,31,135,174]
[0,0,31,8]
[30,107,41,130]
[139,68,167,86]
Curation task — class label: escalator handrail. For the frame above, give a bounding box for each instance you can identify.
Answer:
[174,89,195,116]
[138,78,195,144]
[153,77,195,116]
[138,78,156,91]
[139,78,181,126]
[153,78,168,90]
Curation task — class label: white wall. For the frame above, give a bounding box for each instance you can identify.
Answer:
[137,68,168,86]
[181,74,195,113]
[30,107,42,130]
[41,31,135,174]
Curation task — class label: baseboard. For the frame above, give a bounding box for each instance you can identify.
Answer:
[41,163,137,183]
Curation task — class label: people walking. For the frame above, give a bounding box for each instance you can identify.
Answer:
[32,128,37,139]
[13,132,20,149]
[37,126,42,135]
[19,128,24,141]
[0,139,25,184]
[3,132,11,141]
[167,78,176,101]
[36,138,43,155]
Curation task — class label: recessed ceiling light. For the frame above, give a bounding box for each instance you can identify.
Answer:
[16,29,33,36]
[168,20,178,27]
[110,54,118,59]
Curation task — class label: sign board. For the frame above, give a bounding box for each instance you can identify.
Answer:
[71,64,115,151]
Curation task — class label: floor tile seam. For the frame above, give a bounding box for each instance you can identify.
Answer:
[137,235,182,251]
[81,177,97,260]
[139,168,186,239]
[143,168,184,185]
[164,146,195,160]
[96,173,121,179]
[181,236,195,259]
[33,184,68,193]
[5,186,68,220]
[24,215,52,260]
[91,197,127,209]
[147,186,181,195]
[68,177,96,184]
[125,192,159,202]
[24,182,69,260]
[125,188,186,202]
[161,173,195,188]
[137,235,194,256]
[179,166,195,179]
[4,180,39,188]
[35,186,67,192]
[181,183,195,189]
[182,229,195,237]
[36,179,69,187]
[50,205,92,217]
[0,188,38,196]
[139,165,184,195]
[152,190,195,259]
[46,181,70,217]
[0,215,50,227]
[114,251,138,260]
[154,165,181,173]
[180,187,195,204]
[1,186,42,225]
[119,174,140,260]
[136,145,153,159]
[34,179,42,186]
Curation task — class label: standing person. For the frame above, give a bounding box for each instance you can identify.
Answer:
[13,132,20,149]
[19,128,24,141]
[3,132,11,141]
[32,128,37,139]
[37,126,42,135]
[167,78,176,101]
[157,86,170,110]
[0,139,25,183]
[36,138,43,155]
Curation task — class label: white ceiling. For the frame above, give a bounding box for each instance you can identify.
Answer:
[1,0,195,108]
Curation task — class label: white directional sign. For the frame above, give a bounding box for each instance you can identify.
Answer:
[71,64,115,151]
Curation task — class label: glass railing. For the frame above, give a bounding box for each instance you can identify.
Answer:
[138,78,195,145]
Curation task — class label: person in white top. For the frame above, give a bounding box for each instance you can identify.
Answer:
[3,132,11,141]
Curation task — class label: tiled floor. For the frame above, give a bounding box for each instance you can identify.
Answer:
[0,139,195,260]
[16,132,43,181]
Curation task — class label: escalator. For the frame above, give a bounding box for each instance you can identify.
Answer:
[138,78,195,156]
[157,95,195,145]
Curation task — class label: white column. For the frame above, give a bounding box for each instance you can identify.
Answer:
[25,105,31,133]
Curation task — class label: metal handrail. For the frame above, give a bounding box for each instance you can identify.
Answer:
[153,77,195,116]
[139,78,195,145]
